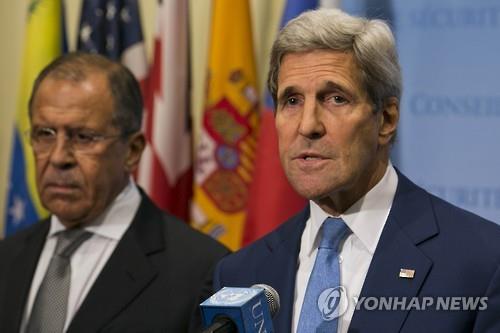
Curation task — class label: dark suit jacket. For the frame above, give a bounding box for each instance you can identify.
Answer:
[0,192,229,333]
[213,171,500,332]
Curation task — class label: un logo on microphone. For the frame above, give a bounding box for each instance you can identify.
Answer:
[317,286,348,321]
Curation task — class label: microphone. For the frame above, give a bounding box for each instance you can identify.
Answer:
[200,284,280,333]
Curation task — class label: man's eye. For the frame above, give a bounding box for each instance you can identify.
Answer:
[75,132,95,144]
[34,128,56,140]
[286,96,301,106]
[330,95,348,105]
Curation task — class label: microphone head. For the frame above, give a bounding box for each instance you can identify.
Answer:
[252,284,280,317]
[200,285,277,332]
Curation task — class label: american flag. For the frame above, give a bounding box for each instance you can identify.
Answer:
[78,0,192,220]
[78,0,148,85]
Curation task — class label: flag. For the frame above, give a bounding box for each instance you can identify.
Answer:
[242,0,319,246]
[136,1,192,220]
[192,0,259,250]
[77,0,148,88]
[3,0,65,237]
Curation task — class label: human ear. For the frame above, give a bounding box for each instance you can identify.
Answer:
[125,132,146,172]
[378,97,399,146]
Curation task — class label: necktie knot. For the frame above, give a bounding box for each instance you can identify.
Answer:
[55,228,92,258]
[319,217,350,250]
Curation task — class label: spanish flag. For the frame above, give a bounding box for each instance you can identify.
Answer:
[3,0,64,236]
[242,0,315,246]
[192,0,259,250]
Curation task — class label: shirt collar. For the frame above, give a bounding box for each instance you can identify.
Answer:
[307,163,398,256]
[49,178,142,241]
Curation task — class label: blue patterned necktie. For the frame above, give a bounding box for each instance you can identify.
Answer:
[297,217,350,333]
[26,228,92,333]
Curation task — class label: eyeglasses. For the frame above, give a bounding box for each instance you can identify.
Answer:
[28,127,123,155]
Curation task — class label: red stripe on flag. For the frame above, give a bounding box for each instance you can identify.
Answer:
[148,150,192,221]
[243,109,306,245]
[136,1,191,222]
[143,38,162,143]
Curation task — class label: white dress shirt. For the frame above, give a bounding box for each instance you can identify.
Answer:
[21,179,141,332]
[292,163,398,333]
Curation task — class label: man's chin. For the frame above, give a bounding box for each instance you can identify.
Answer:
[292,185,326,201]
[43,203,90,226]
[52,213,90,228]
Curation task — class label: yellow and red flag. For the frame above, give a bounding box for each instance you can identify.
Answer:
[192,0,259,250]
[243,0,315,246]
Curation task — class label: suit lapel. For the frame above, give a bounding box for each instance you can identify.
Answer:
[349,171,438,332]
[257,207,309,333]
[1,221,49,332]
[68,194,164,332]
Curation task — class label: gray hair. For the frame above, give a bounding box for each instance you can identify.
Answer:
[268,8,401,113]
[29,51,143,137]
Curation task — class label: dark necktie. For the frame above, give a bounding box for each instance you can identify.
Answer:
[26,228,92,333]
[297,217,350,333]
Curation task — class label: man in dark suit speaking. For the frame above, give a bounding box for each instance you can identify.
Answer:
[0,52,228,332]
[213,8,500,332]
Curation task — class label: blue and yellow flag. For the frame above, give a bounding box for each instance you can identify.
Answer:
[3,0,64,237]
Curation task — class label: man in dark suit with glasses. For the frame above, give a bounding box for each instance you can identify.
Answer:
[0,52,228,333]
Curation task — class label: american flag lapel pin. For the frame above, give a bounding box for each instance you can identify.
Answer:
[399,268,415,279]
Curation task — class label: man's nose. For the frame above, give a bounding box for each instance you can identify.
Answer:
[298,100,325,139]
[47,135,77,169]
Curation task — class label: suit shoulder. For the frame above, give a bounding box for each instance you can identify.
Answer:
[0,221,47,280]
[217,235,269,268]
[135,193,229,259]
[213,235,270,289]
[396,173,500,252]
[397,172,500,236]
[429,193,500,252]
[159,211,230,258]
[216,208,307,274]
[0,221,46,252]
[429,191,500,233]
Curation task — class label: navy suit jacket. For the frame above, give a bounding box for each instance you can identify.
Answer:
[214,172,500,332]
[0,192,229,333]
